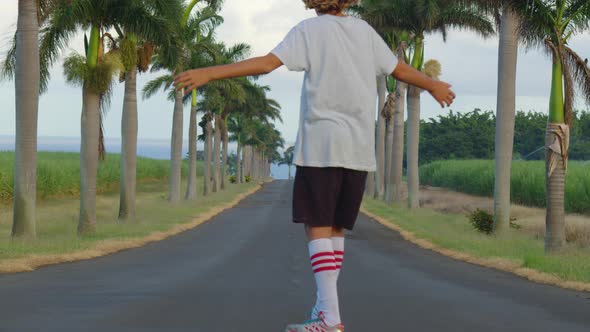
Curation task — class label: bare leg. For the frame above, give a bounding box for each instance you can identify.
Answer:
[305,226,345,241]
[305,225,333,241]
[331,227,344,238]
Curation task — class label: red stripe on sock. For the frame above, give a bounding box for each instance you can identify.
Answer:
[311,259,336,267]
[335,258,343,263]
[313,266,337,274]
[310,252,334,261]
[334,251,344,255]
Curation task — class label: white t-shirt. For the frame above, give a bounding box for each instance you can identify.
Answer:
[271,14,398,172]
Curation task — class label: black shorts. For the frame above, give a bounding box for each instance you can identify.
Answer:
[292,166,368,230]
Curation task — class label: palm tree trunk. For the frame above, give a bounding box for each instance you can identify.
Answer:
[78,84,101,235]
[236,142,242,184]
[12,0,39,239]
[392,48,408,203]
[241,144,247,183]
[261,152,266,179]
[212,114,221,192]
[168,90,183,203]
[365,172,375,196]
[246,145,252,179]
[406,86,421,209]
[545,53,567,253]
[384,115,394,202]
[493,9,519,234]
[242,145,249,181]
[119,67,138,221]
[251,148,257,179]
[212,115,221,193]
[221,116,229,190]
[185,101,198,200]
[375,77,387,199]
[203,116,213,196]
[78,25,101,235]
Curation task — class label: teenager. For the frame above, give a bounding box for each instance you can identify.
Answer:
[174,1,455,331]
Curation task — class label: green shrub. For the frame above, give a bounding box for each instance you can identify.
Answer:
[469,209,494,234]
[229,175,237,184]
[245,175,251,183]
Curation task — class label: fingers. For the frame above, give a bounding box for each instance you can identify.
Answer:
[174,77,192,91]
[174,70,195,91]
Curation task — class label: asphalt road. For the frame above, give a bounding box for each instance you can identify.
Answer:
[0,180,588,332]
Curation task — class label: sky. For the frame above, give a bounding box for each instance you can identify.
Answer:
[0,1,589,147]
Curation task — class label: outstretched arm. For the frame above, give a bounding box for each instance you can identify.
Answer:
[392,62,456,108]
[174,53,283,93]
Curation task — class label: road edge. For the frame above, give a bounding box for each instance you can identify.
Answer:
[0,182,267,274]
[360,207,590,293]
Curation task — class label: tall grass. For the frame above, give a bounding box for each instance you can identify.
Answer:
[420,160,590,214]
[0,152,196,203]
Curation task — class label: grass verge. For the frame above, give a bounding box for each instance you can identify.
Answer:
[361,198,590,292]
[0,178,261,273]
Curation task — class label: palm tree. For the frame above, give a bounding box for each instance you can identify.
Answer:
[117,0,182,220]
[493,6,519,234]
[279,146,295,179]
[253,122,284,179]
[228,114,246,182]
[363,0,494,209]
[39,0,169,234]
[143,0,221,202]
[390,40,409,203]
[183,6,223,200]
[508,0,590,252]
[458,0,521,234]
[380,32,411,203]
[375,79,387,199]
[4,0,43,238]
[209,43,250,191]
[198,112,214,195]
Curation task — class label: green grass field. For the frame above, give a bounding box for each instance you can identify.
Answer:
[0,151,196,202]
[0,151,255,263]
[420,160,590,214]
[363,198,590,283]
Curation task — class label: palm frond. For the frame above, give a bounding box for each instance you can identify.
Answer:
[62,53,88,87]
[142,74,173,99]
[564,45,590,107]
[560,46,575,126]
[39,0,80,92]
[436,5,495,38]
[0,32,17,81]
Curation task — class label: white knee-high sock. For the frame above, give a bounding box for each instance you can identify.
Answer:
[308,239,341,326]
[312,237,346,321]
[331,237,345,280]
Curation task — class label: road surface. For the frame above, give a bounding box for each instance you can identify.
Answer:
[0,180,588,331]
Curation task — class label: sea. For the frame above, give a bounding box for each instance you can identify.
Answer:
[0,135,291,180]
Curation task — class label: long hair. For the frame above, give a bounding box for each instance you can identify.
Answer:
[302,0,360,13]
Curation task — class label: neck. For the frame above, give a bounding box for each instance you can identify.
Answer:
[317,10,345,17]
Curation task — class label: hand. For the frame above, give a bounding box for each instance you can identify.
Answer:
[428,81,456,108]
[174,68,211,94]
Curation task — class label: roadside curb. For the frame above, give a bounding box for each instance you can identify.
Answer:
[360,206,590,293]
[0,182,266,274]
